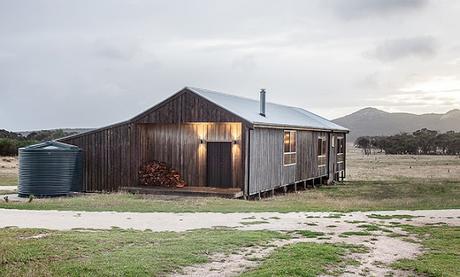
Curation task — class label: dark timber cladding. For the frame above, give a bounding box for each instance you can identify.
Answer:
[59,87,349,196]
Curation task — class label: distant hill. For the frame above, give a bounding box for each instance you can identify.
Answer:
[18,128,94,138]
[333,108,460,141]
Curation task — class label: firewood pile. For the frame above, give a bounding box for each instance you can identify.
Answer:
[138,161,187,188]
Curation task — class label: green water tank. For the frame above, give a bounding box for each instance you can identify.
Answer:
[18,141,82,197]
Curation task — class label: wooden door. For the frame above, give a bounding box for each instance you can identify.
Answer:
[206,142,232,188]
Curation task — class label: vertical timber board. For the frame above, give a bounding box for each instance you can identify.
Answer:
[297,130,324,181]
[249,128,283,194]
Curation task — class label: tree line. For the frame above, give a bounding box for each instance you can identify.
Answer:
[0,129,75,156]
[355,128,460,155]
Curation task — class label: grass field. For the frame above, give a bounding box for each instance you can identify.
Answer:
[0,228,287,277]
[1,150,460,212]
[0,178,458,212]
[347,147,460,181]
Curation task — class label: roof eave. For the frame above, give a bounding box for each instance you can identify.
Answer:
[253,122,349,133]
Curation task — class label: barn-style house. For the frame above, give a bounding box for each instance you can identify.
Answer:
[60,87,348,197]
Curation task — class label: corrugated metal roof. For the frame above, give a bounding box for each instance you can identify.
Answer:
[187,87,349,132]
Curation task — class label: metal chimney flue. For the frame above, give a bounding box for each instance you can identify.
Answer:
[259,89,266,117]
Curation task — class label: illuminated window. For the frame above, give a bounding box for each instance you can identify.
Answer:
[283,131,296,165]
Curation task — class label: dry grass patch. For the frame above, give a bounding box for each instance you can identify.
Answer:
[347,148,460,181]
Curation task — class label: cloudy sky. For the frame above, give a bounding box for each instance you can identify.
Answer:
[1,0,460,131]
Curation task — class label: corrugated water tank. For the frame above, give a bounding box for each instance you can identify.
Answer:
[18,141,82,197]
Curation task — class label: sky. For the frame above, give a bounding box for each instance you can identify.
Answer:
[1,0,460,131]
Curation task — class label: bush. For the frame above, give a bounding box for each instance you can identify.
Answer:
[0,128,72,156]
[355,129,460,155]
[0,138,38,156]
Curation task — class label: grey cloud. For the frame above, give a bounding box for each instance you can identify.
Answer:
[326,0,428,19]
[369,37,437,62]
[92,40,141,61]
[1,0,459,130]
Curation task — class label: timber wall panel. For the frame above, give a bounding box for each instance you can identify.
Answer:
[137,123,243,188]
[61,124,132,191]
[249,128,283,194]
[249,128,336,195]
[136,91,244,124]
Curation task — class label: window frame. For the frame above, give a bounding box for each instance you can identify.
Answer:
[317,136,327,167]
[317,136,327,157]
[283,130,297,166]
[337,136,344,156]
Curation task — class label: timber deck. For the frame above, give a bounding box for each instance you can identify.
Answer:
[121,186,244,199]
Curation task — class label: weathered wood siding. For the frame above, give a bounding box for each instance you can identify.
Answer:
[61,123,134,192]
[137,123,243,188]
[135,90,246,124]
[296,131,329,180]
[248,128,344,194]
[249,128,282,193]
[249,128,336,194]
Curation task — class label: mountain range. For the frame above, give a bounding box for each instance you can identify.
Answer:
[333,108,460,141]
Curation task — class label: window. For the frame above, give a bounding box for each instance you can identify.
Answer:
[317,137,327,156]
[318,137,327,167]
[283,130,296,165]
[337,137,344,155]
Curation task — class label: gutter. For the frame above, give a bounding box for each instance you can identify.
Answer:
[252,123,349,133]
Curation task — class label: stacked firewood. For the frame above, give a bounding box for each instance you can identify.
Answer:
[138,161,187,188]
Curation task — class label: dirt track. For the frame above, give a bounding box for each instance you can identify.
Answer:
[1,209,458,231]
[1,208,458,276]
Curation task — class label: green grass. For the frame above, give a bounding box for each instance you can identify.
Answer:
[392,225,460,277]
[357,224,393,233]
[339,231,371,237]
[367,214,420,220]
[0,227,286,277]
[297,230,325,238]
[344,220,367,224]
[240,220,269,225]
[241,243,366,277]
[0,179,458,212]
[323,213,345,218]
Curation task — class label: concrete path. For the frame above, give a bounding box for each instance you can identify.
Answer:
[0,186,17,191]
[0,208,458,231]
